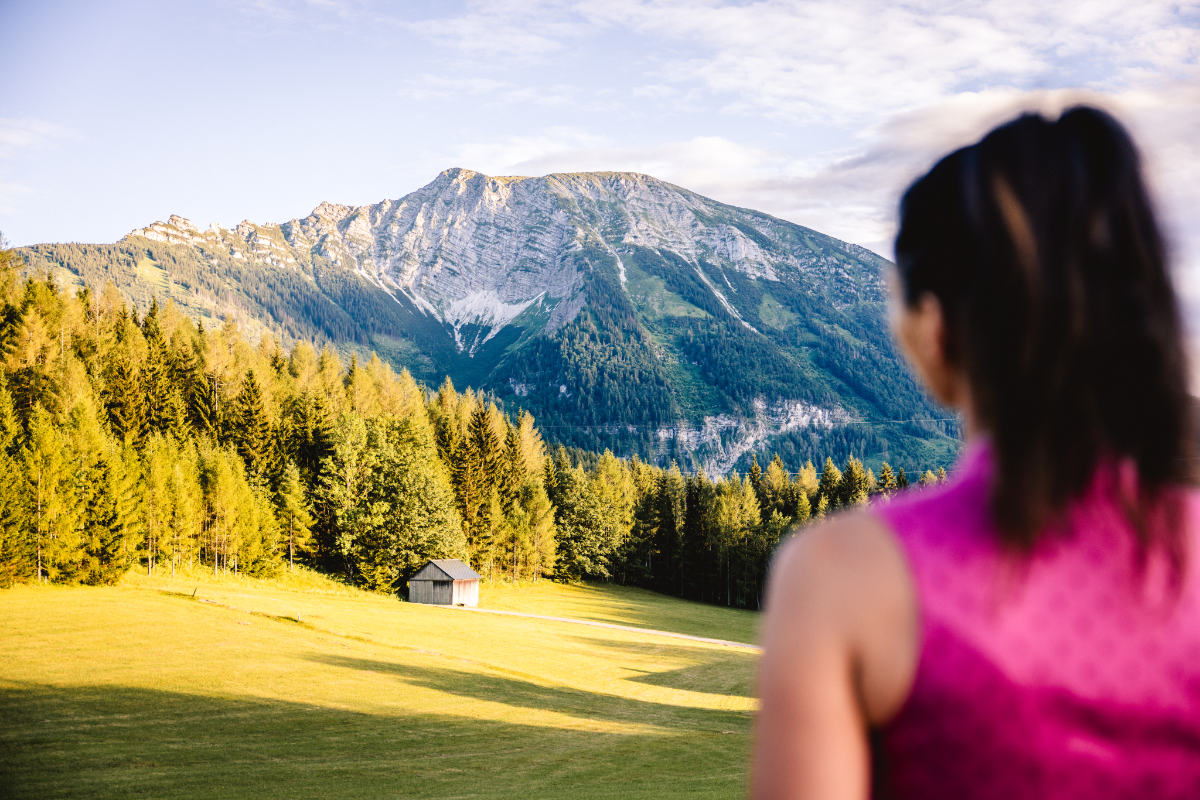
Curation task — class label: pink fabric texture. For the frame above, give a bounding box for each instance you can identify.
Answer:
[870,438,1200,798]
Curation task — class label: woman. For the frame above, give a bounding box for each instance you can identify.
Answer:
[751,106,1200,799]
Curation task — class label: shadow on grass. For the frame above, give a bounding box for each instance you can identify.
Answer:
[562,635,757,699]
[0,681,748,800]
[305,654,753,731]
[555,582,761,640]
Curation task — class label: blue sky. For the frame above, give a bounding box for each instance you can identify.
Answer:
[3,0,1199,299]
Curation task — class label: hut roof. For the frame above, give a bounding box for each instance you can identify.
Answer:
[414,559,481,581]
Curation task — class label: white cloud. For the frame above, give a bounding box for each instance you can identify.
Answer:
[399,0,589,57]
[0,119,76,160]
[569,1,1199,126]
[451,127,613,174]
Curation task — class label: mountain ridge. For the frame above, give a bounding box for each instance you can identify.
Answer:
[18,168,960,474]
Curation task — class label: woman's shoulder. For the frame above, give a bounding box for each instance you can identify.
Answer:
[768,507,921,726]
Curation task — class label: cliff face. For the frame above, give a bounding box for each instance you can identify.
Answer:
[20,169,958,473]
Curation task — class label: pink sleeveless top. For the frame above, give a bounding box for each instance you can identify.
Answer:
[871,438,1200,798]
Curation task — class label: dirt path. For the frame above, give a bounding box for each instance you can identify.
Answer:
[438,604,761,652]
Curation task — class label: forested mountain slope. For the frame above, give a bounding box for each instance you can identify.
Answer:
[18,169,959,472]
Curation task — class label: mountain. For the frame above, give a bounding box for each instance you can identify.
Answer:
[17,168,960,473]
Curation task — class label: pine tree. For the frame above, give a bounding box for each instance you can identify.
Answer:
[748,455,766,509]
[179,344,219,436]
[460,401,503,566]
[228,371,271,479]
[814,493,829,519]
[897,467,909,489]
[165,440,204,573]
[22,405,80,582]
[795,459,819,500]
[499,423,527,511]
[102,346,145,443]
[141,309,177,437]
[276,460,313,571]
[878,462,898,494]
[839,455,869,506]
[81,443,144,585]
[818,457,842,511]
[0,383,30,585]
[5,305,61,415]
[793,485,811,523]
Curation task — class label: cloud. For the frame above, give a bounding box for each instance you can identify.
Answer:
[581,0,1200,123]
[451,126,614,174]
[0,118,76,160]
[398,0,589,57]
[446,80,1200,274]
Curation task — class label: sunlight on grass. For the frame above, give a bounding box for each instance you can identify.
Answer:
[0,571,758,799]
[479,579,761,644]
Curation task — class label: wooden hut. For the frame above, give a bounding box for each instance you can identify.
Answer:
[407,559,481,606]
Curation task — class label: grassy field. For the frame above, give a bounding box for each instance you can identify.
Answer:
[0,569,760,799]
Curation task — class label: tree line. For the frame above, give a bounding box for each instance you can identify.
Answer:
[0,243,947,606]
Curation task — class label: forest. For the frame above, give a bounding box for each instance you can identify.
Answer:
[0,244,946,608]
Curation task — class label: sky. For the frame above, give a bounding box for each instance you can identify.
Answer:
[2,0,1199,316]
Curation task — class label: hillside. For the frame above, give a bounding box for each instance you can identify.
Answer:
[0,571,758,799]
[17,168,959,473]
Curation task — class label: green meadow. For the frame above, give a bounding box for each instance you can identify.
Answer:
[0,570,760,799]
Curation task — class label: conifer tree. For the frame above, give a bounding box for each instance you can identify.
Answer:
[818,457,842,511]
[5,305,61,415]
[796,459,820,500]
[280,392,334,486]
[748,455,766,509]
[0,384,29,586]
[81,444,144,585]
[897,466,909,489]
[459,401,503,564]
[228,370,272,479]
[814,493,829,519]
[276,460,313,571]
[878,462,898,494]
[102,346,145,443]
[499,422,525,514]
[653,463,687,594]
[142,307,177,437]
[165,440,204,573]
[839,455,870,506]
[22,405,80,581]
[180,346,219,436]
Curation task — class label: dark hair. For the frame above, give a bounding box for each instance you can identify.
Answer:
[894,105,1194,551]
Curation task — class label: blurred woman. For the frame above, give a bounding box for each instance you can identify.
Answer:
[752,106,1200,799]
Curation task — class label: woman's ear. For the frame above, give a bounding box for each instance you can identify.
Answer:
[895,292,961,408]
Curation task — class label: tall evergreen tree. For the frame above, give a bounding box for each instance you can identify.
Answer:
[22,405,80,582]
[839,455,870,506]
[818,457,842,511]
[878,462,898,494]
[276,460,314,571]
[228,370,272,479]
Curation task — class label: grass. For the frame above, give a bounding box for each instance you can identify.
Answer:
[757,293,798,330]
[480,580,759,644]
[624,261,710,321]
[0,569,759,799]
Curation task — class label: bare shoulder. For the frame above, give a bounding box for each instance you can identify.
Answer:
[764,506,919,726]
[768,508,905,597]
